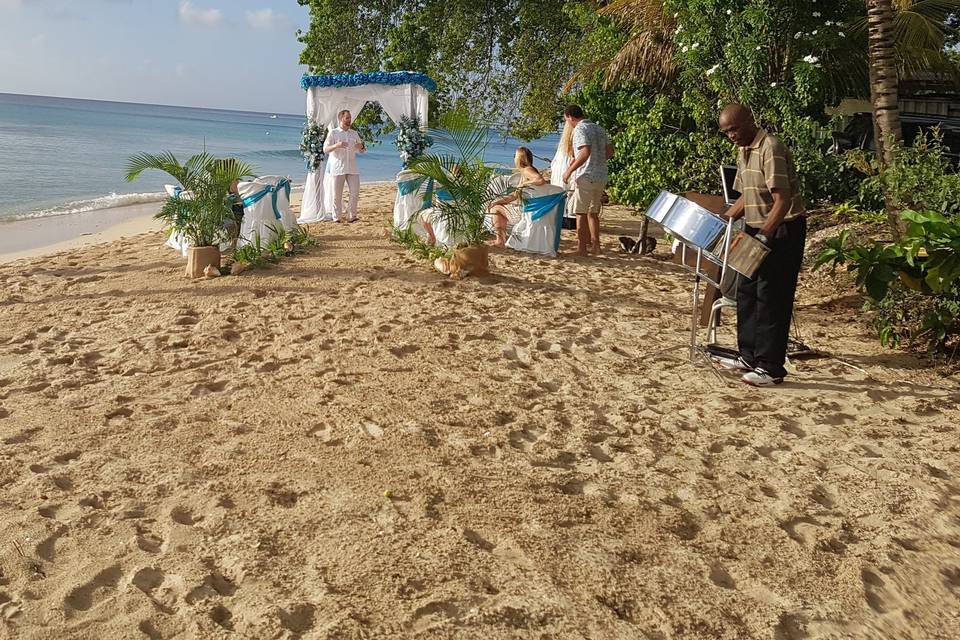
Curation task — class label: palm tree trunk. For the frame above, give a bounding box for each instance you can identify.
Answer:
[866,0,904,235]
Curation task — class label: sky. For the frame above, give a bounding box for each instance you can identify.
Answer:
[0,0,312,114]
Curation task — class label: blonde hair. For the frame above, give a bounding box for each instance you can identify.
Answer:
[559,121,574,158]
[514,146,534,170]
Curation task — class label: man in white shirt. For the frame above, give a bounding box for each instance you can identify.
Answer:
[323,109,365,222]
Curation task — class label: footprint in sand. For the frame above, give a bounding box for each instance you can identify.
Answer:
[64,564,122,612]
[507,427,543,451]
[170,506,200,526]
[861,567,904,614]
[279,603,317,635]
[780,516,823,546]
[136,526,164,554]
[0,591,23,622]
[708,562,736,590]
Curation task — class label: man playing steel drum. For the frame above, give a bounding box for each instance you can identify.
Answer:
[718,104,807,387]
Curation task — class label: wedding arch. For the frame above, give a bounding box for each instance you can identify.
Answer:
[297,71,436,223]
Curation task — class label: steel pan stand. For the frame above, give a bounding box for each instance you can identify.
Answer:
[674,217,735,366]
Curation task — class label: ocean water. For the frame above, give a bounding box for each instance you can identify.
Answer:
[0,92,560,221]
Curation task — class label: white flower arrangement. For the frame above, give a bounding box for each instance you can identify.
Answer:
[299,120,328,172]
[394,115,433,167]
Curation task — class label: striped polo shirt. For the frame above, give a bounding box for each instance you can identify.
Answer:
[732,130,805,228]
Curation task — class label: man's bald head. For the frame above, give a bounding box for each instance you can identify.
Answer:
[719,103,758,147]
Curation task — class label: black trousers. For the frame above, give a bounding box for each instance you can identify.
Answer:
[736,217,807,378]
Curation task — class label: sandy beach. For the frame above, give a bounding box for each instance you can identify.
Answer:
[1,183,959,639]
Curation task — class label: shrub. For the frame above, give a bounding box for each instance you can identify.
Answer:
[849,129,960,215]
[816,211,960,351]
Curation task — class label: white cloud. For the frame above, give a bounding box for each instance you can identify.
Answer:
[178,1,221,28]
[246,8,289,31]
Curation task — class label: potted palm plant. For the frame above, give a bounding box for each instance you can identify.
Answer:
[405,114,514,276]
[124,152,254,278]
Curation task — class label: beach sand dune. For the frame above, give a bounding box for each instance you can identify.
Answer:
[1,185,958,639]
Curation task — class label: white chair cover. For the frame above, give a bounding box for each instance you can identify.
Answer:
[505,183,566,257]
[237,176,293,248]
[257,175,297,231]
[163,184,191,256]
[393,170,430,234]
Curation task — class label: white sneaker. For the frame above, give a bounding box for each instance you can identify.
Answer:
[741,369,784,387]
[715,356,752,371]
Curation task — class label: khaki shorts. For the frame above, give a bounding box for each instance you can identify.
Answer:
[570,177,606,215]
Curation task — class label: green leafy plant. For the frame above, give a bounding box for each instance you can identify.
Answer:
[233,234,270,268]
[124,152,254,247]
[264,224,292,261]
[833,201,886,225]
[405,112,514,247]
[288,225,317,249]
[816,210,960,350]
[390,223,448,262]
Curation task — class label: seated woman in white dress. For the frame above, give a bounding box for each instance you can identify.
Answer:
[488,147,546,247]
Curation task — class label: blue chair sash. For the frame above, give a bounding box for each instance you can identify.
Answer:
[397,177,424,196]
[523,192,566,221]
[241,178,291,220]
[523,192,567,252]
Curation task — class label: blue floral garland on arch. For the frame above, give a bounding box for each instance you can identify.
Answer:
[300,71,437,93]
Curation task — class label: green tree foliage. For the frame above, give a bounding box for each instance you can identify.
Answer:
[296,0,608,139]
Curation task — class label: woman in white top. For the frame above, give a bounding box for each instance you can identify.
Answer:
[488,147,546,246]
[323,109,366,223]
[550,121,575,190]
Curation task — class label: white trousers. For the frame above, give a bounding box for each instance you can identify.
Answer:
[332,173,360,220]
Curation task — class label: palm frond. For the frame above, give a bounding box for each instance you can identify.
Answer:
[124,151,190,184]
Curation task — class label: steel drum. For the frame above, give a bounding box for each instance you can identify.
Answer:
[727,231,771,277]
[645,190,680,225]
[644,191,726,250]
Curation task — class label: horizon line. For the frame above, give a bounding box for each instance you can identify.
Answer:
[0,91,304,118]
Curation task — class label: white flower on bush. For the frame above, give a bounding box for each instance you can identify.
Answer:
[803,55,819,64]
[813,12,821,18]
[838,31,845,37]
[706,63,720,76]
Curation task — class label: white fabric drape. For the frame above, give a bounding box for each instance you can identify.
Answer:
[298,168,325,223]
[305,83,429,130]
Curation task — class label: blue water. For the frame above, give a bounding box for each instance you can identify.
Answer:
[0,92,559,221]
